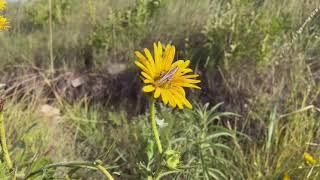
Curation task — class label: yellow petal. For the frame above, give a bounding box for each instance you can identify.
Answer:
[162,89,175,108]
[157,41,163,70]
[141,72,153,81]
[143,79,153,84]
[180,68,193,75]
[172,60,190,70]
[154,43,160,67]
[157,42,163,57]
[176,100,183,109]
[135,51,155,77]
[153,43,163,74]
[135,61,152,75]
[135,51,148,63]
[167,91,177,108]
[182,74,199,79]
[161,89,169,105]
[163,45,176,70]
[181,60,191,69]
[162,44,171,68]
[171,90,192,109]
[179,95,192,109]
[143,85,155,92]
[144,48,155,65]
[180,78,201,84]
[163,44,171,59]
[183,97,192,109]
[174,60,192,75]
[175,83,201,89]
[172,86,185,96]
[167,45,176,68]
[172,76,199,83]
[154,88,161,98]
[170,60,184,70]
[170,90,183,109]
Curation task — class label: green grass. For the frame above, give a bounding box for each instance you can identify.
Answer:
[0,0,319,179]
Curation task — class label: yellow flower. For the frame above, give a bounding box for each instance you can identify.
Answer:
[0,15,9,30]
[304,152,316,165]
[135,42,200,109]
[0,0,6,11]
[283,172,290,180]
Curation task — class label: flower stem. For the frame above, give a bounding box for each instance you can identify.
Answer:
[95,165,114,180]
[25,160,114,179]
[0,111,13,170]
[94,160,114,180]
[150,97,163,154]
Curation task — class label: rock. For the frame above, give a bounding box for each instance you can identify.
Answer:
[71,77,85,88]
[39,104,60,120]
[107,63,127,75]
[0,83,6,90]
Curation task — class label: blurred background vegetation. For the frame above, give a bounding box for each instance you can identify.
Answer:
[0,0,320,179]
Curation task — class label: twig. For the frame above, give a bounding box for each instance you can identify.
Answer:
[279,105,320,119]
[48,0,54,75]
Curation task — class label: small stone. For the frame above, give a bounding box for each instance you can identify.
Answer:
[71,77,85,88]
[0,83,6,90]
[40,104,60,119]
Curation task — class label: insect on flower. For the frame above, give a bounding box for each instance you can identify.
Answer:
[156,66,179,84]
